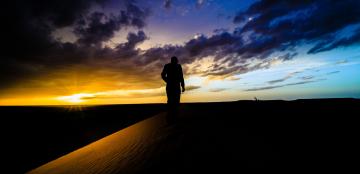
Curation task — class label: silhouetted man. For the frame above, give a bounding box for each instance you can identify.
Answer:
[162,56,185,123]
[162,56,185,105]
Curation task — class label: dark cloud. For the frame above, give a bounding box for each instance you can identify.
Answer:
[114,31,148,59]
[279,52,298,61]
[133,32,240,70]
[75,12,123,47]
[140,30,297,80]
[1,0,107,89]
[164,0,171,9]
[0,0,149,90]
[308,28,360,54]
[234,0,360,56]
[74,3,149,47]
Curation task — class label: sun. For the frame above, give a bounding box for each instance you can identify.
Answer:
[57,93,95,103]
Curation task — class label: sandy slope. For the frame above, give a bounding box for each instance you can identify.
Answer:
[27,111,175,174]
[27,99,359,173]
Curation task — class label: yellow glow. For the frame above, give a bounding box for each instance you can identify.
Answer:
[0,63,248,106]
[57,93,95,103]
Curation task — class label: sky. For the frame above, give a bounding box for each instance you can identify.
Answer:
[0,0,359,105]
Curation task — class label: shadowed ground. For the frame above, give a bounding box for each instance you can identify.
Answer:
[26,99,359,173]
[0,104,166,173]
[28,112,169,174]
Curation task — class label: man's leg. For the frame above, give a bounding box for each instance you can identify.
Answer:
[166,87,180,124]
[166,88,174,123]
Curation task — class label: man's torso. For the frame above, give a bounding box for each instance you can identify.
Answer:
[165,63,182,85]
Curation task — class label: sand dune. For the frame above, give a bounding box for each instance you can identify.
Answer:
[27,103,278,173]
[26,99,359,173]
[28,112,173,174]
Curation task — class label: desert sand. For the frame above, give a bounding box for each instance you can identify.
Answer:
[26,99,359,173]
[1,99,358,173]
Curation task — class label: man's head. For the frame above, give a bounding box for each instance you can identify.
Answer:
[171,56,178,64]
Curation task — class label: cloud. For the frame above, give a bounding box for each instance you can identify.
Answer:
[245,79,326,91]
[267,71,301,84]
[244,85,282,91]
[0,0,150,91]
[300,76,314,80]
[1,0,106,89]
[164,0,171,9]
[234,0,360,55]
[267,78,288,85]
[326,71,340,75]
[308,28,360,54]
[196,0,206,8]
[225,76,240,81]
[164,0,206,10]
[147,1,358,81]
[74,4,149,47]
[185,85,201,91]
[209,88,227,92]
[1,0,360,96]
[335,60,348,65]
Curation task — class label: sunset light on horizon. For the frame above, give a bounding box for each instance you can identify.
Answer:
[2,2,360,173]
[1,0,360,105]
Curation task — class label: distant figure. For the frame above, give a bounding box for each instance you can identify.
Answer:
[161,56,185,123]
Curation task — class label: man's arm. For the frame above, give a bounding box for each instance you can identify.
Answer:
[180,65,185,92]
[161,65,167,82]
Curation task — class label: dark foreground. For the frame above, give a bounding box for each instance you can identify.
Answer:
[1,99,359,173]
[0,104,165,173]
